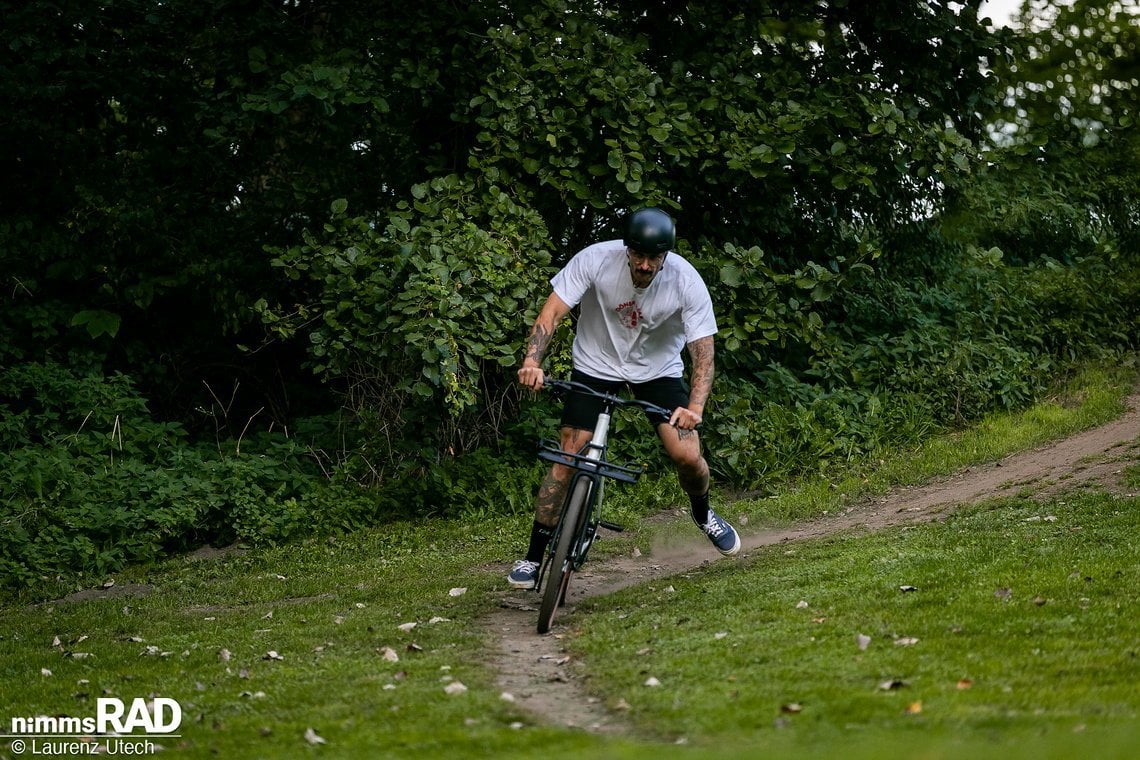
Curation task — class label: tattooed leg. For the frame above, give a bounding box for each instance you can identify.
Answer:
[534,427,592,526]
[534,466,570,526]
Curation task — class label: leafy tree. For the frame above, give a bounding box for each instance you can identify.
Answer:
[951,0,1139,262]
[0,0,501,421]
[0,0,1012,466]
[260,0,1007,452]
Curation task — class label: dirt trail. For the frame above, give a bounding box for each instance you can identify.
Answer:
[486,391,1140,733]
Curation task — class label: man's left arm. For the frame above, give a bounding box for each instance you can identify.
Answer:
[670,336,714,430]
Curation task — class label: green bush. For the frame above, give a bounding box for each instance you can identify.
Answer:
[260,186,554,462]
[699,225,1139,490]
[703,373,936,488]
[378,449,546,521]
[0,364,382,590]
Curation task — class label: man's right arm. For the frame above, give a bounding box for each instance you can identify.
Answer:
[518,292,572,390]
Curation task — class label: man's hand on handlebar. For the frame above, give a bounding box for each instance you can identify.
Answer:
[669,406,703,430]
[518,365,546,391]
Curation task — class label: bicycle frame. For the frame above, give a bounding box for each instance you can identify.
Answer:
[534,379,670,634]
[537,408,612,579]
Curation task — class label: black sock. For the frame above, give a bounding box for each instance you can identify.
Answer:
[689,490,710,525]
[525,521,555,563]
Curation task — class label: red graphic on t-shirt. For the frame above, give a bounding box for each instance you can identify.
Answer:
[614,300,643,328]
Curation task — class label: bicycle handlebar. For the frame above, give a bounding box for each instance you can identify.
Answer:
[544,378,675,421]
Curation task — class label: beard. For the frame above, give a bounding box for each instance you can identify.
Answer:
[629,263,658,288]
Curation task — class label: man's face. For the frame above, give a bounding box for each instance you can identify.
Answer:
[627,247,667,288]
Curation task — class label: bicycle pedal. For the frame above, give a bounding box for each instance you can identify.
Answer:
[598,520,624,532]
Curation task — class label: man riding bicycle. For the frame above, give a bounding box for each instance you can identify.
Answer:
[510,207,740,589]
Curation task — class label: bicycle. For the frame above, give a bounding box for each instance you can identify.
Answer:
[533,378,675,634]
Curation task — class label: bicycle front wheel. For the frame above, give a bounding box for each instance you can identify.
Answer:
[537,478,591,634]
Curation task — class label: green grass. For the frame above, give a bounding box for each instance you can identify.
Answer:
[0,360,1137,759]
[570,490,1140,758]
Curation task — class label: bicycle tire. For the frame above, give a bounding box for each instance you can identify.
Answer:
[537,478,591,634]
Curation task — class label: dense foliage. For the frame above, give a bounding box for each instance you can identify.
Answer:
[1,0,1136,590]
[0,363,387,587]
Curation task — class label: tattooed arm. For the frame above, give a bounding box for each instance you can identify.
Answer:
[669,336,715,430]
[518,292,572,390]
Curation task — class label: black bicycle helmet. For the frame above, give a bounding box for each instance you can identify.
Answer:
[623,207,675,255]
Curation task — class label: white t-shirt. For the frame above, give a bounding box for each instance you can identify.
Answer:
[551,239,718,383]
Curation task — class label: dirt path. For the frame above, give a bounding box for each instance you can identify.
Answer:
[485,391,1140,733]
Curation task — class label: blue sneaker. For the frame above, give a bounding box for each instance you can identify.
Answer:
[694,509,741,556]
[508,559,540,589]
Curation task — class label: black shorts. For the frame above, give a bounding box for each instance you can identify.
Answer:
[561,369,690,431]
